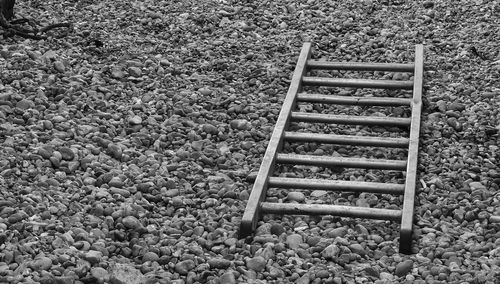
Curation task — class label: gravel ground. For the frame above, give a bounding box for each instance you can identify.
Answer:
[1,0,499,283]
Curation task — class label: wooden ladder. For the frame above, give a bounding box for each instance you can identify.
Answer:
[240,42,424,254]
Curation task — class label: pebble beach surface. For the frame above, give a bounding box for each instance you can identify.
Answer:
[1,0,499,283]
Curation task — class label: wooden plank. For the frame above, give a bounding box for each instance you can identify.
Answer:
[291,112,411,127]
[240,43,312,237]
[268,177,405,195]
[399,44,424,254]
[276,153,407,170]
[297,93,412,106]
[284,132,409,148]
[261,202,402,221]
[302,77,414,89]
[307,60,415,72]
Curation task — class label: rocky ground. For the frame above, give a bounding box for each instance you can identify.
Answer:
[1,0,499,283]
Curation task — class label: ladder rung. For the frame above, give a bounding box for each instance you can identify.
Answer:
[276,154,407,170]
[261,202,402,221]
[302,77,414,90]
[284,132,409,148]
[291,112,411,127]
[307,60,415,72]
[297,93,412,106]
[268,177,405,195]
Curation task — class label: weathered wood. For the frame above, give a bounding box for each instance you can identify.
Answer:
[302,77,413,89]
[284,132,409,148]
[307,60,414,72]
[297,93,412,106]
[240,42,312,237]
[399,44,424,254]
[268,177,405,195]
[291,112,412,127]
[276,153,407,170]
[261,202,402,221]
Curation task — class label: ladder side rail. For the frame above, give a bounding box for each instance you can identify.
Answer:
[399,44,424,254]
[240,42,312,237]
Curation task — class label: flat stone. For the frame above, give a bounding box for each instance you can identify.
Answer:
[469,182,486,190]
[208,258,232,269]
[109,263,145,284]
[128,67,142,77]
[16,99,35,110]
[142,252,159,263]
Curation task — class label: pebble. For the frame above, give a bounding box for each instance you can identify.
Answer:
[122,216,142,229]
[85,250,103,265]
[208,258,232,269]
[202,123,219,134]
[395,260,414,277]
[128,67,142,77]
[348,243,367,257]
[91,267,109,281]
[142,252,159,262]
[321,244,340,260]
[218,271,237,284]
[59,147,75,161]
[230,119,250,130]
[270,223,285,236]
[286,191,306,202]
[29,256,53,271]
[54,61,66,73]
[109,263,145,284]
[128,115,142,125]
[245,256,266,272]
[175,260,196,275]
[286,233,303,249]
[327,227,347,238]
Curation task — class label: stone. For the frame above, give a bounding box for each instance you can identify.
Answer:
[218,271,236,284]
[59,147,75,161]
[348,243,367,257]
[321,244,340,260]
[286,233,303,249]
[91,267,109,281]
[54,61,66,73]
[16,99,35,110]
[122,216,142,229]
[84,250,103,265]
[109,177,124,188]
[230,119,250,130]
[128,115,142,125]
[175,260,195,275]
[395,260,414,277]
[270,223,285,236]
[469,182,486,190]
[245,256,266,272]
[128,67,142,77]
[208,258,232,269]
[286,191,306,202]
[109,263,146,284]
[202,124,218,134]
[29,256,52,271]
[327,227,347,238]
[142,252,159,263]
